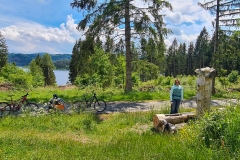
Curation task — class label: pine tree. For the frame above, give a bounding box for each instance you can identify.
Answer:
[0,32,8,70]
[198,0,240,93]
[166,38,178,76]
[193,27,210,69]
[40,53,56,86]
[69,40,81,83]
[186,42,195,75]
[70,0,173,92]
[29,59,45,87]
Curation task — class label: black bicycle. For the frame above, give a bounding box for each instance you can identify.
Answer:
[72,92,107,113]
[0,93,39,117]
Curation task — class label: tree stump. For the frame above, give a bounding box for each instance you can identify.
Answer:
[195,67,216,117]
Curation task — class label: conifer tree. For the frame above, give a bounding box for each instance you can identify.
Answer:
[70,0,172,92]
[29,59,45,87]
[186,42,195,75]
[193,27,210,69]
[40,53,56,86]
[0,32,8,70]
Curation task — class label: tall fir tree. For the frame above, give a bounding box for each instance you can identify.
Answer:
[70,0,172,92]
[193,27,210,69]
[40,53,56,86]
[0,32,8,70]
[165,38,178,76]
[29,59,45,87]
[186,42,195,75]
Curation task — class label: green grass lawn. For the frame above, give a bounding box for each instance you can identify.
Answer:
[1,105,240,159]
[1,76,240,159]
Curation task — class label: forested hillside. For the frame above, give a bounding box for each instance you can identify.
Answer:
[8,53,71,69]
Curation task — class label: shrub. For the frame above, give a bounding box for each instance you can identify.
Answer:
[228,70,238,83]
[218,77,229,88]
[196,106,240,156]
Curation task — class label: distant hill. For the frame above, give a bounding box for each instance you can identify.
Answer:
[8,53,71,69]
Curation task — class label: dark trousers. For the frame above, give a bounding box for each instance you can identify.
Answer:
[170,99,181,114]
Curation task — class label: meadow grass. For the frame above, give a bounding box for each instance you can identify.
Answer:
[1,105,240,159]
[1,76,240,159]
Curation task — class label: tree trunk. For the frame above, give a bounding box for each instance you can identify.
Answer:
[153,113,196,132]
[195,67,216,117]
[124,0,132,92]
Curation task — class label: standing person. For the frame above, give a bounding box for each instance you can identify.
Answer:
[170,79,183,114]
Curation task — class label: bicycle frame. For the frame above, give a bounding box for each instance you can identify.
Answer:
[9,93,29,112]
[72,92,107,113]
[84,93,98,108]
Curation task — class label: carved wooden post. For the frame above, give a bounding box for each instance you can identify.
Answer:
[195,67,216,117]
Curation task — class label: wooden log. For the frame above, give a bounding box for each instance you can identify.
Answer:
[153,112,196,132]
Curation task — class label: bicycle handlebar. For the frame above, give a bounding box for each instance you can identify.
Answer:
[21,93,29,98]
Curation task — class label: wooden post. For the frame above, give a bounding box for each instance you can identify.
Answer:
[195,67,216,117]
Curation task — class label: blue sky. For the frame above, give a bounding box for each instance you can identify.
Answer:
[0,0,214,54]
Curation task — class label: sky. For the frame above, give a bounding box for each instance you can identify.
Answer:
[0,0,215,54]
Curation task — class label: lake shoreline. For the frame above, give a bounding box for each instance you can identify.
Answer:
[18,66,69,86]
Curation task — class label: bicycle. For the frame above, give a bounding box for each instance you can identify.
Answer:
[0,93,39,117]
[47,94,66,113]
[72,92,107,113]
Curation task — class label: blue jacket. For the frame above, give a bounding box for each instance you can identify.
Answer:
[170,85,183,101]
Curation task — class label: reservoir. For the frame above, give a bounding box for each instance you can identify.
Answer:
[54,70,69,86]
[19,67,69,86]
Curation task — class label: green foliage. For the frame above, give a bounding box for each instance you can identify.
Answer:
[0,107,240,159]
[228,70,238,83]
[218,77,229,88]
[0,63,33,88]
[195,106,240,156]
[0,76,4,83]
[40,54,56,86]
[54,59,70,70]
[162,76,172,85]
[29,60,45,87]
[0,32,8,70]
[131,72,140,87]
[73,47,115,88]
[74,73,101,87]
[71,0,172,92]
[132,60,159,81]
[8,53,71,67]
[218,68,228,77]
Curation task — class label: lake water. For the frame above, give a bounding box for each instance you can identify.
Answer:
[19,67,69,86]
[54,70,69,86]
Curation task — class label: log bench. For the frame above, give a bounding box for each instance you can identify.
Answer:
[153,112,196,132]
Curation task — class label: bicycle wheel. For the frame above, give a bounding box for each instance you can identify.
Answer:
[72,101,86,113]
[0,102,11,116]
[94,100,107,112]
[23,103,39,113]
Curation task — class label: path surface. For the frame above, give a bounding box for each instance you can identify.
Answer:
[102,99,239,113]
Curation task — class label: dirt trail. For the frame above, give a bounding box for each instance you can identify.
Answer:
[102,99,239,113]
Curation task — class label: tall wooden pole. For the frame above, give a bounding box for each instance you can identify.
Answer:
[212,0,220,94]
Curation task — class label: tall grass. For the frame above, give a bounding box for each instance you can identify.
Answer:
[1,104,240,159]
[1,74,240,104]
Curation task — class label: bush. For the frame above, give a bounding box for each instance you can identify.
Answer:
[228,70,238,83]
[197,107,240,156]
[0,63,33,89]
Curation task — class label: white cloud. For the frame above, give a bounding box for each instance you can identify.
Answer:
[0,15,82,54]
[163,0,215,47]
[0,0,217,54]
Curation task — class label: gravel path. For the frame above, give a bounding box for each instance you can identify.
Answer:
[36,99,239,114]
[102,99,239,113]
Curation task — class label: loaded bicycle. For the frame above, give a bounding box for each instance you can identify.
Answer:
[0,93,39,117]
[47,94,66,113]
[72,92,107,113]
